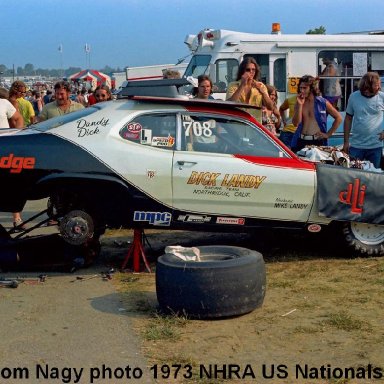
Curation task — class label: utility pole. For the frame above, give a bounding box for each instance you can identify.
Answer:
[85,43,91,69]
[58,43,63,78]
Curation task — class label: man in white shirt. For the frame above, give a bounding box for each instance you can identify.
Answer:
[0,90,25,229]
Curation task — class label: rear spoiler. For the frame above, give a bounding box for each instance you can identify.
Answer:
[120,78,192,98]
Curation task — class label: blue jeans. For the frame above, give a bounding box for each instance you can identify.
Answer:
[349,147,382,169]
[279,131,294,148]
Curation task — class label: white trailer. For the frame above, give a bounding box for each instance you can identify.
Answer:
[183,24,384,109]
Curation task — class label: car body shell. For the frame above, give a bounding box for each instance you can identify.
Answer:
[0,97,333,234]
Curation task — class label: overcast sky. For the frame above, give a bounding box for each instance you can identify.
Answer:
[2,0,383,70]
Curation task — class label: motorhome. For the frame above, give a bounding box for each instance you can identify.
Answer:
[183,23,384,109]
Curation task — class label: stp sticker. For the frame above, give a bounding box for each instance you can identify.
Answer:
[307,224,322,233]
[216,217,245,225]
[127,123,142,133]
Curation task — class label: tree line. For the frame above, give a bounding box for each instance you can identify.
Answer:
[0,63,124,78]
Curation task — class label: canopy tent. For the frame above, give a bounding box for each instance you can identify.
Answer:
[69,69,111,89]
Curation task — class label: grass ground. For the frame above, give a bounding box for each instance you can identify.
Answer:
[104,228,384,384]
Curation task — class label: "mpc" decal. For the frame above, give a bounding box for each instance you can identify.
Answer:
[133,211,172,226]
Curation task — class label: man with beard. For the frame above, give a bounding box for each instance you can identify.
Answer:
[38,81,84,121]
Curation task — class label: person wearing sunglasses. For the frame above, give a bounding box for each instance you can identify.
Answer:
[226,57,273,121]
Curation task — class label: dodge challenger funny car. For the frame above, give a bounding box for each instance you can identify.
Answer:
[0,83,383,255]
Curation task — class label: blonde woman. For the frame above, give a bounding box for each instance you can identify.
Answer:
[261,84,281,135]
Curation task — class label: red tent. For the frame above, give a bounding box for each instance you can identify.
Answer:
[69,69,111,89]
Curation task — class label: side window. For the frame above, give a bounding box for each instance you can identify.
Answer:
[212,59,239,93]
[181,114,287,157]
[120,114,176,150]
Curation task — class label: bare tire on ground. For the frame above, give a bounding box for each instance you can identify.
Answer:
[156,245,266,319]
[343,222,384,256]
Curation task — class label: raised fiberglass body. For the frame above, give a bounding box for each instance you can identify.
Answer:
[0,96,382,254]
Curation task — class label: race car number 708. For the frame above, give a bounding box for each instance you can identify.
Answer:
[183,121,213,137]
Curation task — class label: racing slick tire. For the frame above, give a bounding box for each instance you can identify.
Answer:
[342,222,384,256]
[156,246,266,319]
[59,210,95,246]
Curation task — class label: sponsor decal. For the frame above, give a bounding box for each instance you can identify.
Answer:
[317,163,382,224]
[216,217,245,225]
[339,178,366,214]
[0,153,35,173]
[123,132,140,140]
[76,118,109,137]
[133,211,172,226]
[146,170,156,179]
[151,135,175,148]
[187,171,266,189]
[308,224,322,233]
[177,214,211,223]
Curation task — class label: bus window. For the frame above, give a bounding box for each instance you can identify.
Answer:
[274,58,286,92]
[318,50,384,111]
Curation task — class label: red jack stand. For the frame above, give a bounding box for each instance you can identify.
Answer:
[121,229,151,273]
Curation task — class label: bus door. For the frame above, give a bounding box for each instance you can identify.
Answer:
[244,54,287,106]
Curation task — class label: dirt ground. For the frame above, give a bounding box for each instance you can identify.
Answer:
[1,199,383,384]
[104,228,384,384]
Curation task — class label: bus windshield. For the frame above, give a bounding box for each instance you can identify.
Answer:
[184,55,211,78]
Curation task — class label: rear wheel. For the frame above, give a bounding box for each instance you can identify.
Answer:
[342,222,384,256]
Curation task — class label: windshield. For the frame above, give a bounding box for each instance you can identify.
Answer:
[184,55,211,77]
[32,107,98,132]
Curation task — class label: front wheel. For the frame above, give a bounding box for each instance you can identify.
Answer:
[342,222,384,256]
[59,210,94,245]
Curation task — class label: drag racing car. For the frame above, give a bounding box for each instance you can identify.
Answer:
[0,79,383,256]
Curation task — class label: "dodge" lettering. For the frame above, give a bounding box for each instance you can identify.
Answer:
[0,153,35,173]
